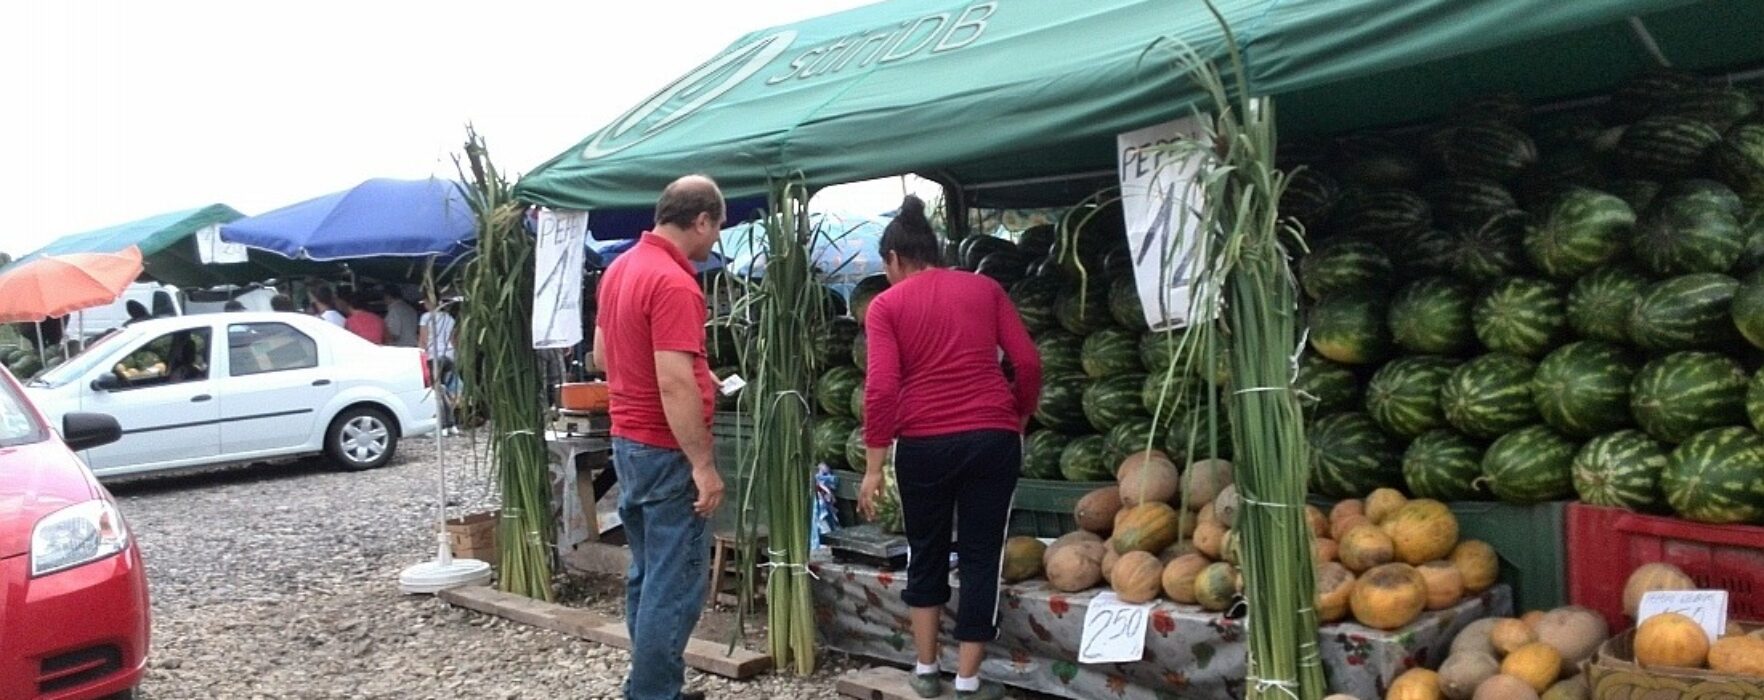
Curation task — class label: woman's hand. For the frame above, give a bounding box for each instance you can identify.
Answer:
[858,469,884,521]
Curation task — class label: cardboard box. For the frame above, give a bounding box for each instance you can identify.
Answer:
[444,510,499,567]
[1585,629,1764,699]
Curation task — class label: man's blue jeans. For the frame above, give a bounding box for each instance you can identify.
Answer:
[612,437,710,700]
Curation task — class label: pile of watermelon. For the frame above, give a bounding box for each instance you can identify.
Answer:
[1294,70,1764,525]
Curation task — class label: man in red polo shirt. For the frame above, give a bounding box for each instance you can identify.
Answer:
[591,174,725,700]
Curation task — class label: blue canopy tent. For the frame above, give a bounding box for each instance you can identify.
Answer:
[220,178,477,262]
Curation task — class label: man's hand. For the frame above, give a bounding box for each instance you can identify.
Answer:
[692,464,725,517]
[858,470,883,521]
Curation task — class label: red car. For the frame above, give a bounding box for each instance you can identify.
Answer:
[0,365,147,699]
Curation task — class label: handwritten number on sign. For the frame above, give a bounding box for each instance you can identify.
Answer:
[1080,605,1147,663]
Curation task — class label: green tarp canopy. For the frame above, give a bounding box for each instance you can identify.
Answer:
[517,0,1764,225]
[12,204,340,288]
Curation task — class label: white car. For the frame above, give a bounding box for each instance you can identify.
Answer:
[23,312,439,478]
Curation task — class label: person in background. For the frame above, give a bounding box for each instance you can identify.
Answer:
[123,300,152,326]
[592,174,725,700]
[310,286,346,327]
[340,291,386,344]
[223,300,246,312]
[419,296,459,433]
[270,294,296,313]
[382,287,420,347]
[859,195,1040,700]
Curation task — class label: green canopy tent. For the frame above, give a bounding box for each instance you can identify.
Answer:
[516,0,1764,233]
[11,204,339,287]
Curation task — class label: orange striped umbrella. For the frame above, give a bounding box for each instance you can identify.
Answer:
[0,245,145,322]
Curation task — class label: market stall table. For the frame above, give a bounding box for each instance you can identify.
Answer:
[546,430,615,552]
[810,559,1511,700]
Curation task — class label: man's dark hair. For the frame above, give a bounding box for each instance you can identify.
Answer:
[270,294,295,312]
[223,300,245,312]
[654,175,724,229]
[311,285,337,309]
[879,195,941,267]
[125,300,150,320]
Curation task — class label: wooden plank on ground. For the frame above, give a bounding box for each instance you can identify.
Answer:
[438,586,772,679]
[837,666,955,700]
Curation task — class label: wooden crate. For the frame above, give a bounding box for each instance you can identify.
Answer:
[444,510,499,566]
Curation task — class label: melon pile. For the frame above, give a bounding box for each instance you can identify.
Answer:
[1313,488,1494,631]
[1428,606,1608,700]
[1617,561,1764,678]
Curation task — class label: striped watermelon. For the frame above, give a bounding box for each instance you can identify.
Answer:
[1009,276,1064,333]
[851,377,866,421]
[1035,373,1093,433]
[1451,213,1530,283]
[1740,209,1764,271]
[851,329,868,368]
[1142,371,1195,417]
[1164,401,1232,463]
[813,317,862,370]
[1388,276,1477,355]
[1019,224,1059,257]
[1103,418,1160,469]
[1445,121,1539,182]
[1472,277,1567,357]
[1633,194,1744,275]
[1335,134,1423,188]
[1082,328,1144,378]
[814,417,860,469]
[1403,429,1492,501]
[1308,294,1392,365]
[1339,189,1432,243]
[1083,373,1149,432]
[1652,86,1757,131]
[1280,168,1342,231]
[1572,429,1668,511]
[1365,356,1459,438]
[1629,351,1748,443]
[1523,188,1636,279]
[1024,430,1072,480]
[1664,179,1745,217]
[1482,425,1580,504]
[1628,273,1740,352]
[1733,272,1764,350]
[1427,176,1520,229]
[1038,331,1085,376]
[1608,69,1702,123]
[1712,124,1764,198]
[1390,227,1459,279]
[1108,274,1149,331]
[1309,412,1403,499]
[975,251,1028,289]
[1567,265,1652,343]
[1441,353,1539,439]
[816,366,864,417]
[1059,434,1113,482]
[1605,179,1663,214]
[960,235,1018,270]
[1300,238,1393,300]
[1056,283,1114,335]
[1749,368,1764,435]
[1664,426,1764,524]
[845,426,880,477]
[1295,353,1361,416]
[1532,341,1640,437]
[1616,116,1722,179]
[1140,330,1179,375]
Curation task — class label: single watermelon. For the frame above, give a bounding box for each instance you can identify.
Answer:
[959,235,1018,270]
[1139,329,1180,375]
[1388,276,1477,355]
[1299,238,1393,300]
[1059,434,1113,482]
[1523,188,1635,279]
[1732,271,1764,350]
[1749,367,1764,435]
[1038,331,1085,376]
[1295,354,1361,416]
[1364,356,1459,438]
[1081,328,1144,378]
[1018,224,1058,257]
[1023,430,1071,480]
[1445,121,1538,182]
[1482,425,1579,504]
[1628,273,1741,352]
[850,275,890,326]
[812,317,861,370]
[1103,418,1160,470]
[845,426,869,475]
[1712,124,1764,198]
[1427,176,1520,229]
[1616,116,1723,179]
[1403,429,1492,501]
[1334,134,1423,188]
[1164,401,1232,463]
[850,377,866,422]
[1309,412,1403,499]
[975,251,1028,288]
[1608,69,1703,123]
[1280,168,1341,230]
[814,417,860,469]
[1083,373,1149,433]
[816,366,864,417]
[1662,179,1745,217]
[1389,228,1458,279]
[1142,370,1196,418]
[1664,426,1764,524]
[1633,194,1744,275]
[1338,189,1431,245]
[1630,351,1749,443]
[1738,209,1764,271]
[1605,179,1663,214]
[1308,294,1392,365]
[1652,86,1758,130]
[1572,429,1668,511]
[1108,274,1148,331]
[1009,276,1064,333]
[1056,283,1114,335]
[1567,265,1652,343]
[1035,373,1092,433]
[1441,353,1539,439]
[1451,214,1531,283]
[1532,341,1640,437]
[1473,277,1568,358]
[851,329,868,368]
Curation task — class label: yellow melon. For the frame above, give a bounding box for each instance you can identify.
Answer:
[1182,458,1234,510]
[1418,561,1465,611]
[1117,453,1180,507]
[1709,636,1764,677]
[1194,562,1239,612]
[1622,563,1695,619]
[1634,612,1710,669]
[1111,551,1164,604]
[1332,513,1372,542]
[1193,518,1227,559]
[1450,540,1499,594]
[1491,618,1538,656]
[1075,486,1124,535]
[1045,531,1103,567]
[1115,502,1182,554]
[1162,553,1211,604]
[1316,562,1356,623]
[1001,536,1046,583]
[1387,668,1442,700]
[1439,651,1500,700]
[1473,674,1539,700]
[1198,501,1219,526]
[1331,498,1365,526]
[1381,499,1460,565]
[1305,504,1330,540]
[1101,545,1122,585]
[1314,538,1340,565]
[1158,540,1196,564]
[1351,563,1427,630]
[1366,487,1409,525]
[1339,524,1397,573]
[1522,610,1547,630]
[1501,642,1563,692]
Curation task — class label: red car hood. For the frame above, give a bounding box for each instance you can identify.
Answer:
[0,438,103,558]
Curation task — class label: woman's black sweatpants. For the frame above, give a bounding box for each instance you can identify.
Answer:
[894,428,1021,642]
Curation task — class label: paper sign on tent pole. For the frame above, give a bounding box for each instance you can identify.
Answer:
[196,224,250,264]
[1118,116,1208,331]
[533,208,590,349]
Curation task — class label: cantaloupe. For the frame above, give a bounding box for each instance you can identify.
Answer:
[1183,458,1234,510]
[1045,531,1103,567]
[1539,676,1588,700]
[1622,563,1695,619]
[1193,518,1227,559]
[1001,536,1047,583]
[1215,483,1241,527]
[1381,499,1460,565]
[1501,642,1563,692]
[1115,502,1182,554]
[1159,541,1196,563]
[1366,487,1409,525]
[1314,538,1339,564]
[1634,611,1710,668]
[1533,606,1609,676]
[1111,551,1164,604]
[1331,513,1371,541]
[1439,651,1500,700]
[1339,524,1397,573]
[1195,562,1239,612]
[1075,486,1124,534]
[1450,540,1499,594]
[1305,504,1330,539]
[1162,553,1211,604]
[1451,618,1500,657]
[1101,545,1122,585]
[1198,501,1219,526]
[1117,453,1180,507]
[1710,636,1764,677]
[1351,563,1428,630]
[1387,668,1442,700]
[1522,610,1547,630]
[1116,449,1170,484]
[1419,561,1465,611]
[1316,562,1355,623]
[1473,674,1539,700]
[1046,541,1107,592]
[1491,618,1538,656]
[1331,498,1365,525]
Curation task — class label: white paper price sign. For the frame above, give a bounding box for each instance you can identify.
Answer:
[1078,592,1152,664]
[1638,590,1728,641]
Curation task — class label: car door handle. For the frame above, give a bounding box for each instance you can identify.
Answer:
[191,395,212,402]
[312,379,332,386]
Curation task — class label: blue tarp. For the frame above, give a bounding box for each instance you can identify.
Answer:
[717,212,888,296]
[220,178,476,261]
[589,238,725,273]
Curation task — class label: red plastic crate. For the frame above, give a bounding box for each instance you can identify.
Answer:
[1566,502,1764,631]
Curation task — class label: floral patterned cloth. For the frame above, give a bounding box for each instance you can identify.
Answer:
[809,559,1512,699]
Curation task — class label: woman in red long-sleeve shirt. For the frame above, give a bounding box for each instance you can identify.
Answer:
[858,195,1041,700]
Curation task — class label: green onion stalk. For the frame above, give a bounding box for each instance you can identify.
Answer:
[1147,13,1324,699]
[454,128,555,601]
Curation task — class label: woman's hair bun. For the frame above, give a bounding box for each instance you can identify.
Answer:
[898,194,926,220]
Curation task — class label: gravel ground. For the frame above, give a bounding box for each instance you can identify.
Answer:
[109,434,864,699]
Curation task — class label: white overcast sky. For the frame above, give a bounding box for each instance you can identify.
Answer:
[1,0,940,258]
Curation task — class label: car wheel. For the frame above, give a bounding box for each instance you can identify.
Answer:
[326,406,398,471]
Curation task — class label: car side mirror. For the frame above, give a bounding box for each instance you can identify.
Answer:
[62,412,122,451]
[91,373,123,392]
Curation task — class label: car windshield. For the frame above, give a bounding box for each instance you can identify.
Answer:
[0,374,47,447]
[33,330,132,388]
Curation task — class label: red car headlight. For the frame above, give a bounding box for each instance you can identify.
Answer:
[31,500,130,577]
